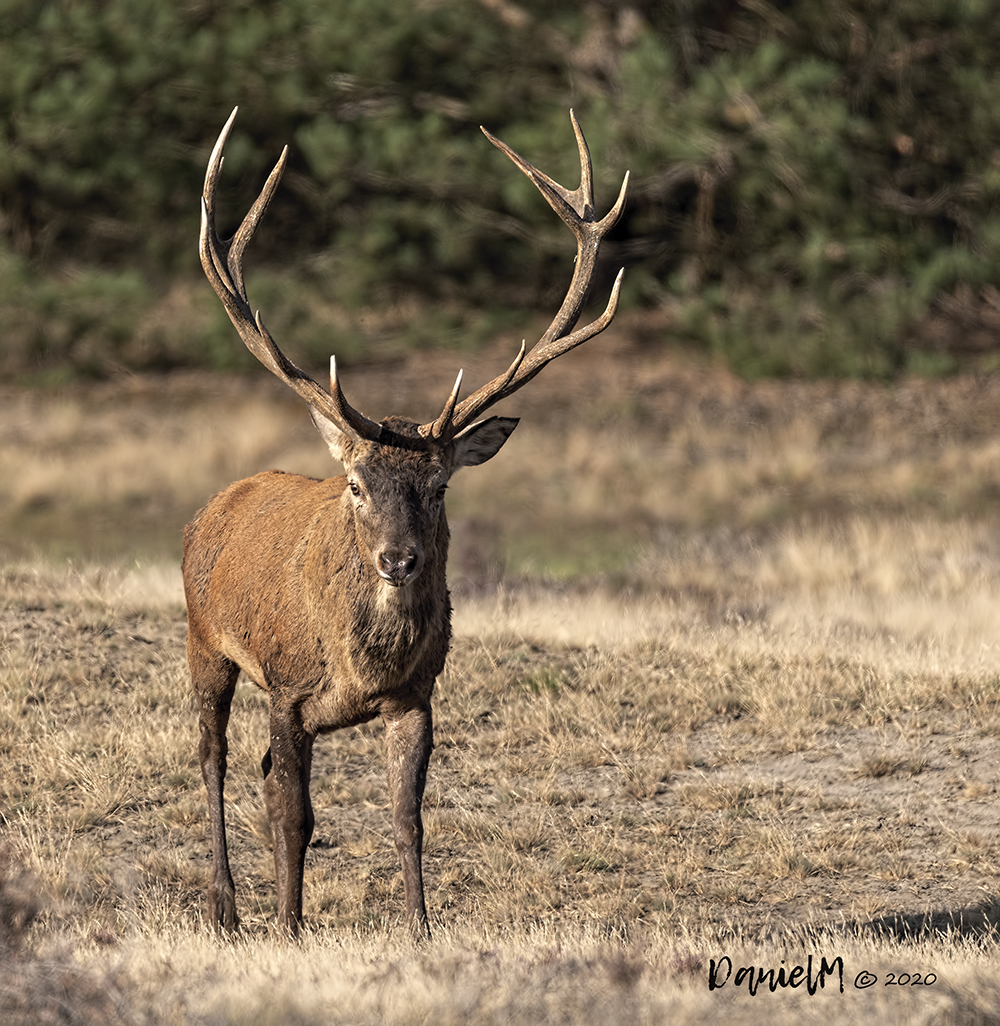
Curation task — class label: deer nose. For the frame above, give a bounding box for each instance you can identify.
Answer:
[377,549,421,586]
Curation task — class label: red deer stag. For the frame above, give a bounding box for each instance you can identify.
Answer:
[184,107,628,938]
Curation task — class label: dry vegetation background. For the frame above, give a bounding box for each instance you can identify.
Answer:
[3,331,1000,1023]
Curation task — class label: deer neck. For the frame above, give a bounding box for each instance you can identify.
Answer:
[336,514,451,686]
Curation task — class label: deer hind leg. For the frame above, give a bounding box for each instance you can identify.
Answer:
[262,702,315,936]
[383,701,434,939]
[189,641,240,933]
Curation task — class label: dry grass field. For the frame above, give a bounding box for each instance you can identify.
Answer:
[2,331,1000,1023]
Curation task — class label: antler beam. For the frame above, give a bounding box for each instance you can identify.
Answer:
[421,111,629,439]
[200,107,384,442]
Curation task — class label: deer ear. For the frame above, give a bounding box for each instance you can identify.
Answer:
[452,416,519,468]
[309,405,352,463]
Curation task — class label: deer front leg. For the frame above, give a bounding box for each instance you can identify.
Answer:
[383,701,434,939]
[191,645,240,933]
[263,702,315,936]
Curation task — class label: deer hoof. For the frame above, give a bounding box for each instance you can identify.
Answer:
[208,887,239,935]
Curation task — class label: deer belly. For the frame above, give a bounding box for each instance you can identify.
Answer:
[300,683,381,733]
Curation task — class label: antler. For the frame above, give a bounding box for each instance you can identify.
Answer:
[200,108,384,442]
[202,108,627,448]
[420,111,629,440]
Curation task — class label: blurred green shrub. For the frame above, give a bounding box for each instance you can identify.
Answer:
[2,0,1000,379]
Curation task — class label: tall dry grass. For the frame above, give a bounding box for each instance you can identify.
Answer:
[3,354,1000,1021]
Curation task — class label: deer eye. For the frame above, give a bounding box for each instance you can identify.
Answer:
[348,481,361,497]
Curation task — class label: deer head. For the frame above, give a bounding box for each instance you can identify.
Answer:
[308,410,519,588]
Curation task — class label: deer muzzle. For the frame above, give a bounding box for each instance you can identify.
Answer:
[376,547,423,587]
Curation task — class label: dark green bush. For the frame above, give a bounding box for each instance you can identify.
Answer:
[2,0,1000,379]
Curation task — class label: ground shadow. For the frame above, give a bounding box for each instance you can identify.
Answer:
[847,898,1000,941]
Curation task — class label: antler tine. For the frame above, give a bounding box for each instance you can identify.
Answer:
[428,112,628,438]
[200,108,383,442]
[329,356,387,441]
[420,369,465,441]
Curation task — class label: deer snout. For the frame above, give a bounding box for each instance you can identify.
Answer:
[376,548,423,586]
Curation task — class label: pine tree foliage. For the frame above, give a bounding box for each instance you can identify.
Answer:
[2,0,1000,378]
